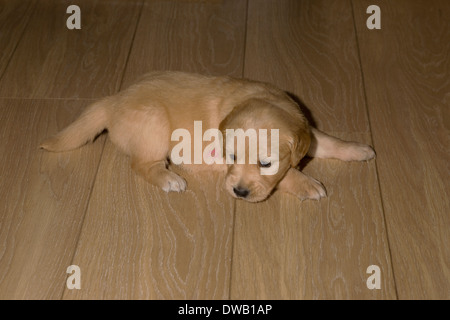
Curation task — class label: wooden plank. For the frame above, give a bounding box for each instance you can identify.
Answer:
[62,143,235,299]
[0,0,142,99]
[353,0,450,299]
[0,0,36,77]
[243,0,370,132]
[121,0,247,87]
[231,133,396,299]
[230,0,397,299]
[0,99,105,299]
[63,0,247,299]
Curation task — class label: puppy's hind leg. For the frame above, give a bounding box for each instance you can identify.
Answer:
[111,105,186,193]
[308,128,376,161]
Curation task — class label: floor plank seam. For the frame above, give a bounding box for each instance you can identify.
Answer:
[241,0,250,76]
[227,198,238,300]
[118,0,145,91]
[60,137,107,300]
[0,1,37,85]
[228,0,249,299]
[350,0,399,300]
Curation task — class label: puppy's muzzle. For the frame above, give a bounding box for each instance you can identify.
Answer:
[233,186,250,198]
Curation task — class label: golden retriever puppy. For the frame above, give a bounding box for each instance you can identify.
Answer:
[40,71,375,202]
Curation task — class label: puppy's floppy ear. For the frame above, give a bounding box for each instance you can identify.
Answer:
[219,113,232,159]
[218,103,247,160]
[287,125,311,167]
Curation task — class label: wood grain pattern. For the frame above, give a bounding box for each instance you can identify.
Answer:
[0,0,142,99]
[243,0,370,132]
[231,134,396,299]
[230,0,397,299]
[62,142,235,299]
[62,0,247,299]
[0,99,105,299]
[0,0,448,300]
[121,0,247,87]
[0,0,36,77]
[353,0,450,299]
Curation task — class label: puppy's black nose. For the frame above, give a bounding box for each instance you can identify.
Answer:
[233,186,249,198]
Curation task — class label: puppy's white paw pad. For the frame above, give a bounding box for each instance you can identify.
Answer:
[161,173,186,193]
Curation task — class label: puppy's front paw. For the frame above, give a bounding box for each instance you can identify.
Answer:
[277,169,327,201]
[161,171,187,193]
[297,176,327,201]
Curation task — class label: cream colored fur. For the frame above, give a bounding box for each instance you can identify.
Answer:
[40,71,375,202]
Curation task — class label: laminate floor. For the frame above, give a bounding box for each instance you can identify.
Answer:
[0,0,448,299]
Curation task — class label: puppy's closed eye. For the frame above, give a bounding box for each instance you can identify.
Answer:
[258,159,271,168]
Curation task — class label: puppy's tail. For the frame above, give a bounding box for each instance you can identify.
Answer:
[40,98,111,152]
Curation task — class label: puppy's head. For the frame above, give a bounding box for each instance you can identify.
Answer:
[219,98,310,202]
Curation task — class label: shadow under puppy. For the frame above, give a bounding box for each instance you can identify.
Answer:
[40,71,375,202]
